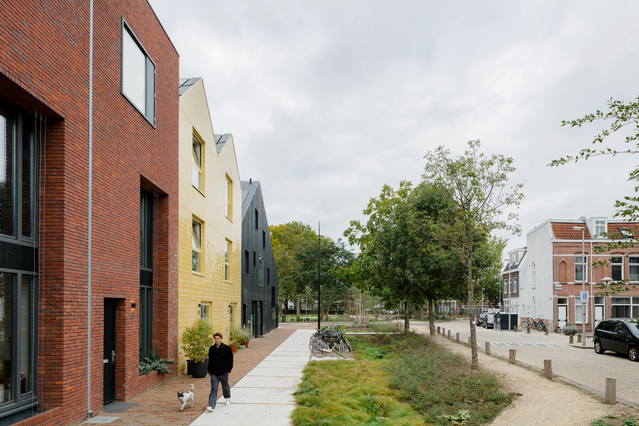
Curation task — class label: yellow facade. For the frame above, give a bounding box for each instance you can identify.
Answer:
[177,78,242,374]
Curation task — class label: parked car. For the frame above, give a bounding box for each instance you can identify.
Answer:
[476,313,487,326]
[593,319,639,361]
[483,314,495,329]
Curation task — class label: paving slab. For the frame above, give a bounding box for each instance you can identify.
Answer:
[189,404,296,426]
[233,375,302,388]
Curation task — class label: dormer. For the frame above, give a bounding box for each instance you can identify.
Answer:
[586,217,607,238]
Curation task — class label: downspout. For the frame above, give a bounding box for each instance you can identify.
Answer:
[87,0,94,418]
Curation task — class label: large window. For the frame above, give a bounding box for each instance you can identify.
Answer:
[226,176,232,219]
[259,256,263,286]
[611,256,623,281]
[121,21,155,125]
[630,257,639,282]
[595,220,606,236]
[140,189,154,360]
[192,134,203,191]
[200,303,210,323]
[192,219,202,273]
[225,240,231,281]
[575,256,587,282]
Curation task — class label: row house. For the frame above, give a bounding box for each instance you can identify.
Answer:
[176,78,242,374]
[0,1,179,424]
[241,180,279,337]
[504,217,639,333]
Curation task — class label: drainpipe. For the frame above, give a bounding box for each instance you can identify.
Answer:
[87,0,94,418]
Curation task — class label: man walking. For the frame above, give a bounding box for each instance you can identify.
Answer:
[206,332,233,412]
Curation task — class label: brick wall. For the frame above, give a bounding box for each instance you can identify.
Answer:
[0,0,179,424]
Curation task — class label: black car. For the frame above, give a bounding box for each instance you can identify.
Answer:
[483,314,495,329]
[593,319,639,361]
[476,313,487,326]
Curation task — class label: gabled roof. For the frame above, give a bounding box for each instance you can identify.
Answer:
[215,133,231,154]
[241,180,260,218]
[551,223,592,239]
[503,248,527,273]
[607,223,639,239]
[178,77,202,96]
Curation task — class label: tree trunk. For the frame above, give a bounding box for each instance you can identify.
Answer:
[404,301,410,333]
[428,298,436,336]
[296,295,301,319]
[467,243,479,369]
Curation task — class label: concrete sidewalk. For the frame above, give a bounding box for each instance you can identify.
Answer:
[189,329,315,426]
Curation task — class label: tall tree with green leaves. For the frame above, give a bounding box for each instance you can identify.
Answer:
[269,222,318,318]
[293,236,354,320]
[423,140,523,369]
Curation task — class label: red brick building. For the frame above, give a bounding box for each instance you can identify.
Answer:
[503,217,639,333]
[0,1,179,424]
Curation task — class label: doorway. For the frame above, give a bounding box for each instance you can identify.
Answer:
[557,298,568,330]
[103,299,117,405]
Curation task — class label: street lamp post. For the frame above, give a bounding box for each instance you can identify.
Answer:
[573,226,586,346]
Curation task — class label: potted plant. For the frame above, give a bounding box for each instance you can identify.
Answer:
[229,339,240,353]
[181,319,213,378]
[563,324,578,335]
[231,325,252,349]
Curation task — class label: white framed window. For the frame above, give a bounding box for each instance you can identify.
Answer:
[225,240,231,281]
[595,220,606,236]
[611,256,623,281]
[121,20,155,125]
[192,133,203,191]
[575,303,588,324]
[620,228,633,238]
[630,257,639,282]
[532,263,536,288]
[192,219,202,273]
[503,279,507,294]
[575,256,587,282]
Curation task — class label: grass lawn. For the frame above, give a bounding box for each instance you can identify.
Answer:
[293,332,513,425]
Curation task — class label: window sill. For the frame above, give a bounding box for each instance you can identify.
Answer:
[192,271,205,277]
[226,215,233,223]
[192,185,205,197]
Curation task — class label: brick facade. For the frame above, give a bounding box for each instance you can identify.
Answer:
[0,1,179,424]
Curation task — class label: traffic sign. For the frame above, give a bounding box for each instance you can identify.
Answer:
[580,291,588,303]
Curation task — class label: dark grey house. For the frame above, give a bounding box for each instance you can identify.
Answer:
[241,180,279,337]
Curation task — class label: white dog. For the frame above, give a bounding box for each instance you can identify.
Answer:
[177,384,194,411]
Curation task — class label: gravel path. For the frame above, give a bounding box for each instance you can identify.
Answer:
[431,332,639,425]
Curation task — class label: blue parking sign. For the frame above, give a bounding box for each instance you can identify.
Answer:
[580,291,588,302]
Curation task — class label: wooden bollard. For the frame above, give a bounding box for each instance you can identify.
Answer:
[605,377,617,404]
[456,332,460,342]
[437,326,440,334]
[545,326,549,335]
[577,334,582,343]
[514,326,518,332]
[468,337,471,346]
[527,326,530,334]
[442,327,445,335]
[485,341,490,355]
[569,335,574,344]
[509,349,516,364]
[544,359,552,379]
[447,330,451,339]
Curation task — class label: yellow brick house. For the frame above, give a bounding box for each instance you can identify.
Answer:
[177,78,242,373]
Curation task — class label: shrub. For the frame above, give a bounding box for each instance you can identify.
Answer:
[181,319,214,362]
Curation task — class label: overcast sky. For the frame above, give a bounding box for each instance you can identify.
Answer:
[151,0,639,257]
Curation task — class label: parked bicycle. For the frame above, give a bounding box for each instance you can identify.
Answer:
[309,325,351,359]
[520,317,546,332]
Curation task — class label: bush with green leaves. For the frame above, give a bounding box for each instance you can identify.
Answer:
[139,351,174,375]
[230,325,252,345]
[181,319,214,362]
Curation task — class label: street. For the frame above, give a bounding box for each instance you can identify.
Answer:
[411,319,639,406]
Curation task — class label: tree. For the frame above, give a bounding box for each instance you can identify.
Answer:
[423,140,523,369]
[550,96,639,295]
[293,236,354,321]
[269,222,318,318]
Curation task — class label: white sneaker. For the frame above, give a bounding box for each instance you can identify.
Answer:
[225,399,230,405]
[206,406,215,412]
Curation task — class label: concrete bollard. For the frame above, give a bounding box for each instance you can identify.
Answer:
[577,334,582,343]
[605,377,617,405]
[447,330,451,339]
[509,349,516,364]
[569,335,574,344]
[456,332,460,342]
[485,341,490,355]
[544,359,553,379]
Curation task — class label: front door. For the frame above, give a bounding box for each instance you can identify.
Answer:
[557,304,568,329]
[103,299,116,405]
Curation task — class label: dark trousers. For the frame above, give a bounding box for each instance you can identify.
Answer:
[208,372,230,408]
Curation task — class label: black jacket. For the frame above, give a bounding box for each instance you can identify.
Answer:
[208,342,233,375]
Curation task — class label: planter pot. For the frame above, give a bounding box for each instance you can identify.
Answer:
[563,326,578,336]
[191,360,208,378]
[230,344,239,353]
[244,340,249,348]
